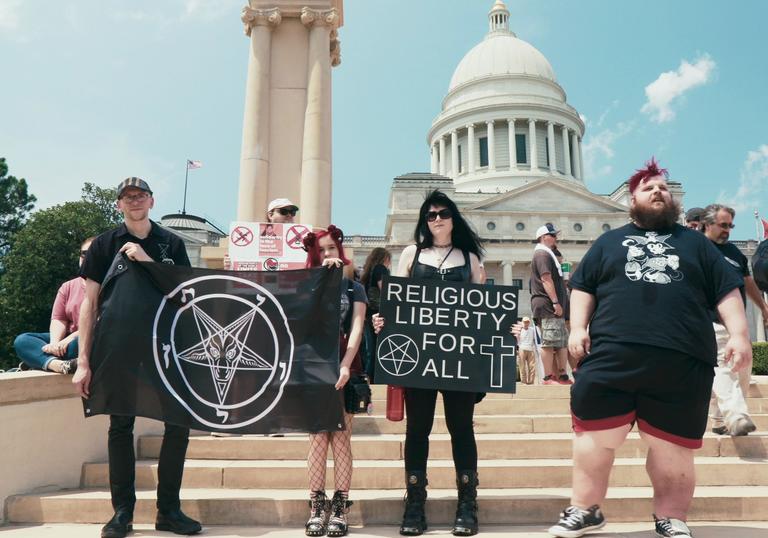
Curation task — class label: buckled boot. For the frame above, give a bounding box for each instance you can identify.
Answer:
[399,471,428,536]
[452,470,479,536]
[305,490,329,537]
[326,490,353,537]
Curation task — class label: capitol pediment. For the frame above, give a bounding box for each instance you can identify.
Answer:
[464,180,629,214]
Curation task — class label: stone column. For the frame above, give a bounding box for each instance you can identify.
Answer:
[467,124,476,174]
[507,118,517,171]
[487,120,496,171]
[547,121,557,172]
[572,132,582,180]
[501,261,514,286]
[451,129,459,177]
[299,7,339,227]
[562,126,571,177]
[430,142,438,174]
[439,136,447,176]
[237,7,282,221]
[528,119,538,171]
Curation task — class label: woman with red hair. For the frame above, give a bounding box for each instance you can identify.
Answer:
[302,225,367,538]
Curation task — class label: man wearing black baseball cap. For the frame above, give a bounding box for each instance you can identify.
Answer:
[73,177,201,538]
[684,207,705,230]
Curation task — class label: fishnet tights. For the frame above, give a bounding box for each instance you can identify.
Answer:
[308,412,354,494]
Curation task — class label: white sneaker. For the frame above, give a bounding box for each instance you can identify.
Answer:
[654,515,693,537]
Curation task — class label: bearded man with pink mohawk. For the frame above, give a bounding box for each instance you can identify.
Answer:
[548,159,752,538]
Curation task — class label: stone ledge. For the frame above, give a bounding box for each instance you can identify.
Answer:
[0,371,79,407]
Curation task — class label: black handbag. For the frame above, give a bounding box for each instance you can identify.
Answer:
[344,375,372,414]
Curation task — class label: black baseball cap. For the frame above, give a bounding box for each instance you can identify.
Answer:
[685,207,705,223]
[116,177,153,199]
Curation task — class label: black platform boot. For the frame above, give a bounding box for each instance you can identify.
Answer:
[305,490,329,537]
[326,490,353,537]
[399,471,428,536]
[452,470,479,536]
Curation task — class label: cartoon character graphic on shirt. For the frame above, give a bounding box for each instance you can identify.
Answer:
[622,232,683,284]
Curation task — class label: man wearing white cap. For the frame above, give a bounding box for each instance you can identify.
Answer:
[267,198,299,224]
[530,223,570,384]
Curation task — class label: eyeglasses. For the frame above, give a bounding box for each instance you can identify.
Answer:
[120,192,150,203]
[274,207,297,216]
[426,209,453,222]
[79,250,88,258]
[716,222,735,230]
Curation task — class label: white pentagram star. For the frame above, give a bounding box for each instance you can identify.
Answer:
[176,302,271,405]
[378,334,419,376]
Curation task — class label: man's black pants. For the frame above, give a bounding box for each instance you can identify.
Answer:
[108,415,190,514]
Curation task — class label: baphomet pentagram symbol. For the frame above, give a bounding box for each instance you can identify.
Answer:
[377,334,419,377]
[153,275,293,430]
[175,297,272,406]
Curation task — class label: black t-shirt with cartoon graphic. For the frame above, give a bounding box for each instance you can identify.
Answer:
[570,222,742,364]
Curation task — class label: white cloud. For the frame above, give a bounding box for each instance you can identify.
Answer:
[641,54,716,123]
[719,145,768,213]
[184,0,241,21]
[582,121,635,179]
[0,0,22,31]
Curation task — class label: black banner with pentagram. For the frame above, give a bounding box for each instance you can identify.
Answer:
[83,254,345,434]
[374,276,519,393]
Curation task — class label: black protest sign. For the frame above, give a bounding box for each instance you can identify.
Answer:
[374,276,518,393]
[84,256,345,434]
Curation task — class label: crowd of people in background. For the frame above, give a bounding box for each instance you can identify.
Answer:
[8,161,768,538]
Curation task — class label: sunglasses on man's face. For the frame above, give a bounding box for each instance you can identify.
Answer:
[426,209,453,222]
[274,207,297,216]
[717,222,735,230]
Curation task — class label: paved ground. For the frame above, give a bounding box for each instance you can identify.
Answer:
[2,522,768,537]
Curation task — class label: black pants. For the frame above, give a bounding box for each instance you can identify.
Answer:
[108,415,190,514]
[404,388,477,472]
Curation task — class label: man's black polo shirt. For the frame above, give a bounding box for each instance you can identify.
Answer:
[81,221,190,284]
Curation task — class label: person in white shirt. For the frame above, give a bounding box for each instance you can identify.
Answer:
[517,317,537,384]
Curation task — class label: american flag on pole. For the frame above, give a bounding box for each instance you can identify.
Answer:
[187,160,203,170]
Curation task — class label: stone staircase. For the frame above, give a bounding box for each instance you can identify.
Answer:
[6,384,768,527]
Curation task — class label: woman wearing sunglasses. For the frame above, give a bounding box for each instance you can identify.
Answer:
[374,190,484,536]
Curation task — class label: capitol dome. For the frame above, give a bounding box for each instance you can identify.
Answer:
[448,27,556,92]
[427,0,586,192]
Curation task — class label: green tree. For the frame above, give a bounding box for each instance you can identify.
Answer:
[0,157,37,261]
[0,185,122,370]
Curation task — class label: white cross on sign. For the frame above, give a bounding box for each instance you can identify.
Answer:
[479,336,516,389]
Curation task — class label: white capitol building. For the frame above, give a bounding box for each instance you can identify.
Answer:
[347,0,686,317]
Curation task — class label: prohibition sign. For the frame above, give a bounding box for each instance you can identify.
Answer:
[286,225,311,250]
[231,226,254,247]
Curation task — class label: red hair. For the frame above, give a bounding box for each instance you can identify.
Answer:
[302,225,351,268]
[628,157,669,193]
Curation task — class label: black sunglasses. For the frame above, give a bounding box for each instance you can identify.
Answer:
[274,207,297,216]
[426,208,453,222]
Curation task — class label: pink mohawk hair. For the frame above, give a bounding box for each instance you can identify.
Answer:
[628,157,669,193]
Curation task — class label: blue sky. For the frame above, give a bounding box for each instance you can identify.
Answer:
[2,0,767,240]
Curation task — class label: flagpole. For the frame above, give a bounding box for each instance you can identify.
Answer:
[182,160,189,215]
[756,209,760,242]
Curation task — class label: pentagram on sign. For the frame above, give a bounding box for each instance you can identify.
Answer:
[377,334,419,377]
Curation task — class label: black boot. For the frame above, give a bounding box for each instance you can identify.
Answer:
[305,491,329,537]
[399,471,428,536]
[327,490,353,537]
[452,470,478,536]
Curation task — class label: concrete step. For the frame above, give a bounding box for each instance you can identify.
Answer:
[4,522,768,538]
[8,486,768,525]
[416,397,768,415]
[81,457,768,490]
[139,432,768,461]
[350,414,768,435]
[369,382,768,400]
